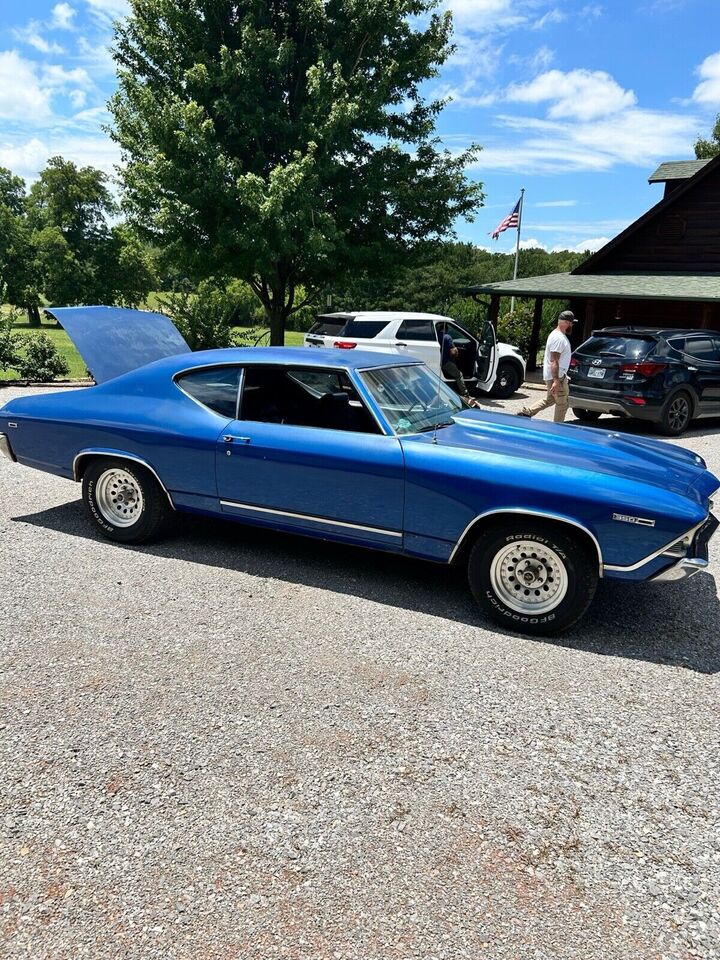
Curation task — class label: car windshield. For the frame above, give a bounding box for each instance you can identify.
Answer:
[360,364,463,435]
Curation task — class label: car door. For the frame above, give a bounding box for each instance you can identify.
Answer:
[474,320,498,388]
[395,318,440,373]
[434,319,482,382]
[681,336,720,414]
[215,365,405,549]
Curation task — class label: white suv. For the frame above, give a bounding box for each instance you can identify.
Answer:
[304,312,526,398]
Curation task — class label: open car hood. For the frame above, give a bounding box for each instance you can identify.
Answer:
[46,305,190,384]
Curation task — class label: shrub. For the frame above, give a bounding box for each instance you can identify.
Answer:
[0,314,22,372]
[158,279,262,351]
[16,333,70,382]
[497,302,535,357]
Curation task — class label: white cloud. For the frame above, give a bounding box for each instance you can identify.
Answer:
[692,51,720,106]
[13,24,65,54]
[532,8,565,29]
[84,0,130,20]
[70,89,88,108]
[507,69,637,121]
[519,237,546,249]
[520,236,610,253]
[0,134,121,181]
[0,51,53,121]
[42,64,92,89]
[51,3,77,29]
[535,199,578,207]
[447,0,525,31]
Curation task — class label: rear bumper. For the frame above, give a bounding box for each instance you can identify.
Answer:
[0,433,16,463]
[569,388,662,421]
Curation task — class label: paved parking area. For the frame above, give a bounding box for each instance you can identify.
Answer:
[1,384,719,960]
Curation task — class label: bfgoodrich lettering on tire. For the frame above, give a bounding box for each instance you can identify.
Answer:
[82,458,169,544]
[467,520,598,635]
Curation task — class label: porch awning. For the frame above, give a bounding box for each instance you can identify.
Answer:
[464,272,720,302]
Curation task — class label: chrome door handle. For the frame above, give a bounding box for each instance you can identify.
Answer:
[223,435,251,443]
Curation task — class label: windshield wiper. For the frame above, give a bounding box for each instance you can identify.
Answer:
[417,420,455,433]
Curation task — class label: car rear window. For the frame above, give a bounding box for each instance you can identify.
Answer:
[338,319,389,338]
[177,366,241,418]
[576,335,655,360]
[307,318,345,336]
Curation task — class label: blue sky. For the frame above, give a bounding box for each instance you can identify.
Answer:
[0,0,718,254]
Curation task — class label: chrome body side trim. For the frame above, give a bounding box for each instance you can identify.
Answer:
[72,450,175,510]
[603,517,707,573]
[0,433,16,463]
[219,499,402,538]
[448,507,604,575]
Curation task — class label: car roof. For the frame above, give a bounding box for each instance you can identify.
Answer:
[318,311,453,322]
[592,327,714,338]
[137,346,422,378]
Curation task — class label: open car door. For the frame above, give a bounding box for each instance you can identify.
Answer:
[475,320,497,388]
[45,306,190,384]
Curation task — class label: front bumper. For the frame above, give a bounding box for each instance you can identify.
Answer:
[651,512,719,582]
[0,433,16,463]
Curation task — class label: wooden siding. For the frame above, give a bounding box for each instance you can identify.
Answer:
[577,156,720,274]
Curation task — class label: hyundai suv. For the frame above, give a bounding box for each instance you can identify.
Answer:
[569,327,720,436]
[304,312,526,398]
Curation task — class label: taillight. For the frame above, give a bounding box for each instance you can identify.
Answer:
[627,397,647,405]
[569,356,578,369]
[619,362,667,377]
[333,340,357,349]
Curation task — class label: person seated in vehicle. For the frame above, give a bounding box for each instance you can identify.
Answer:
[441,329,480,408]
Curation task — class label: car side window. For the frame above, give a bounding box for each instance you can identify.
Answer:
[436,321,472,346]
[176,366,241,418]
[683,338,717,362]
[397,318,435,341]
[240,366,382,434]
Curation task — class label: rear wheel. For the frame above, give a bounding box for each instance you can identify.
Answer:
[467,520,598,635]
[82,458,169,543]
[657,391,692,437]
[490,361,522,399]
[572,408,602,422]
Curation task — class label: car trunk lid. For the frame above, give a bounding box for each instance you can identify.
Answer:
[46,305,190,384]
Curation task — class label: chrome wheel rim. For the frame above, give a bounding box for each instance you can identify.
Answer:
[95,469,144,528]
[668,397,689,432]
[490,540,569,615]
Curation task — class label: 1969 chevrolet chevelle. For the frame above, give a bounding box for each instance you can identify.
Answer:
[1,307,718,636]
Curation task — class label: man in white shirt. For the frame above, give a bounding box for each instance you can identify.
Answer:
[518,310,577,422]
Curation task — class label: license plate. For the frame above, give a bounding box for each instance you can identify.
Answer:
[307,340,323,348]
[588,367,606,379]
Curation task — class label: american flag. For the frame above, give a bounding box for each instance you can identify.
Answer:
[491,198,521,239]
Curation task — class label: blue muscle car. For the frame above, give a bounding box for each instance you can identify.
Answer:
[1,306,718,636]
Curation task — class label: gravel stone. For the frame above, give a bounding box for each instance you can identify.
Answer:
[0,384,718,960]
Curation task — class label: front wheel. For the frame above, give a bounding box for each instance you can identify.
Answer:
[490,361,522,399]
[467,521,598,635]
[82,458,169,544]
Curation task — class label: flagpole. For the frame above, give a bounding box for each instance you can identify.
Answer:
[510,187,525,314]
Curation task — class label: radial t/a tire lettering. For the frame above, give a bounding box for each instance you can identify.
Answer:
[81,458,169,544]
[467,520,598,635]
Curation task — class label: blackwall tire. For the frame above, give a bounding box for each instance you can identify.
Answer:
[490,361,522,399]
[82,458,169,544]
[657,391,692,437]
[467,520,598,636]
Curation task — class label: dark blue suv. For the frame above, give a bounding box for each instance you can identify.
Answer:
[568,327,720,436]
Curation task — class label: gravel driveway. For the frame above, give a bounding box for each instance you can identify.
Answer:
[1,383,719,960]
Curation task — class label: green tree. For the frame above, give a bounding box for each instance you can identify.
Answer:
[695,114,720,159]
[0,168,42,325]
[27,157,154,310]
[110,0,483,344]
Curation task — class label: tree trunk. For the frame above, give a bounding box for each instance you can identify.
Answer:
[26,303,41,327]
[268,305,285,346]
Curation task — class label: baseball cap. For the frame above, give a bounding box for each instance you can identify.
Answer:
[559,310,577,322]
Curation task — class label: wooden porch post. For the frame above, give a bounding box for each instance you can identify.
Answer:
[527,297,543,372]
[488,295,500,329]
[580,299,595,344]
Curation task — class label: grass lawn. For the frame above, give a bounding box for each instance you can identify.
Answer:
[1,309,306,381]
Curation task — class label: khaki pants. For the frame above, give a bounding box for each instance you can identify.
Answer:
[520,376,569,423]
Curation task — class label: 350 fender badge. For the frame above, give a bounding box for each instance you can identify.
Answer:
[612,513,656,527]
